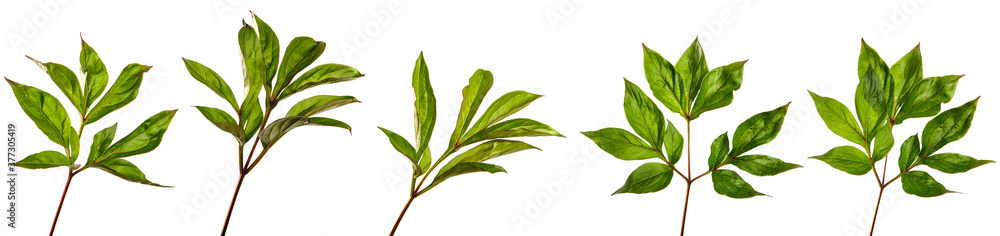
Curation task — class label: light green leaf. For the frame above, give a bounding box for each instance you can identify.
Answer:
[80,38,109,109]
[730,103,788,157]
[93,158,169,187]
[676,38,709,110]
[449,69,494,147]
[690,60,746,120]
[259,116,350,148]
[252,13,280,90]
[182,58,239,111]
[810,146,871,175]
[428,162,506,190]
[460,118,562,147]
[87,123,117,165]
[285,95,359,117]
[808,91,866,147]
[858,39,890,84]
[464,90,541,141]
[731,155,801,176]
[241,98,263,141]
[238,21,264,113]
[854,83,884,146]
[895,75,961,124]
[872,122,893,163]
[275,37,325,92]
[613,162,673,195]
[411,52,436,161]
[901,170,953,197]
[27,56,84,114]
[437,140,537,179]
[6,79,77,152]
[707,132,730,169]
[642,43,684,114]
[378,127,418,170]
[86,63,152,125]
[195,106,244,144]
[308,117,351,132]
[921,97,978,156]
[99,110,177,161]
[712,169,766,198]
[889,44,922,106]
[582,128,660,161]
[924,153,993,174]
[898,135,920,172]
[622,78,665,151]
[15,151,71,169]
[663,120,683,164]
[279,63,363,100]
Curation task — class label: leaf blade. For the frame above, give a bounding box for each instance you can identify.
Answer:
[613,162,673,195]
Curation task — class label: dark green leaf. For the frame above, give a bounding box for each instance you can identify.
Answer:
[663,120,683,164]
[861,65,890,115]
[895,75,961,124]
[690,60,746,119]
[80,38,108,109]
[252,13,280,89]
[183,58,239,111]
[93,158,169,187]
[279,63,363,100]
[275,37,325,92]
[86,63,152,125]
[27,56,84,113]
[889,44,922,106]
[642,43,684,114]
[87,124,117,165]
[901,170,952,197]
[285,95,359,117]
[460,118,562,147]
[898,135,920,172]
[858,39,890,84]
[449,69,494,147]
[711,169,766,198]
[730,103,788,156]
[195,106,244,144]
[854,84,885,145]
[622,78,665,151]
[14,151,71,169]
[411,52,436,160]
[924,153,993,174]
[98,110,177,161]
[809,91,866,147]
[464,90,541,141]
[872,123,893,163]
[676,38,709,110]
[810,146,871,175]
[921,98,978,156]
[582,128,660,161]
[6,79,77,152]
[707,132,730,169]
[613,162,673,195]
[731,155,801,176]
[260,116,309,148]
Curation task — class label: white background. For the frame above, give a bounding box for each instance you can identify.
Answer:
[1,0,997,235]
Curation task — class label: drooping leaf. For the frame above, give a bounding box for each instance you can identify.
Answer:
[80,38,109,109]
[275,37,325,92]
[6,79,77,151]
[810,146,871,175]
[642,43,684,114]
[923,153,993,174]
[195,106,244,144]
[411,52,436,160]
[378,127,418,169]
[613,162,673,195]
[279,63,363,100]
[449,69,494,147]
[901,170,952,197]
[258,116,350,148]
[690,60,746,119]
[14,151,71,169]
[676,38,709,110]
[921,98,978,156]
[809,91,866,147]
[711,169,766,198]
[872,122,893,163]
[582,128,660,161]
[252,13,280,90]
[730,103,788,157]
[87,123,117,165]
[93,158,169,187]
[285,95,359,117]
[898,135,920,172]
[430,140,537,189]
[86,64,152,125]
[663,120,683,164]
[707,132,730,169]
[27,56,84,113]
[460,118,562,147]
[428,162,506,190]
[308,117,351,132]
[464,90,541,141]
[182,58,239,111]
[622,78,665,151]
[895,75,961,124]
[731,155,801,176]
[97,110,177,161]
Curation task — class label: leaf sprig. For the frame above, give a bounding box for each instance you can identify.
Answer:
[807,39,989,235]
[583,38,798,235]
[8,36,177,235]
[183,12,363,235]
[381,53,562,236]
